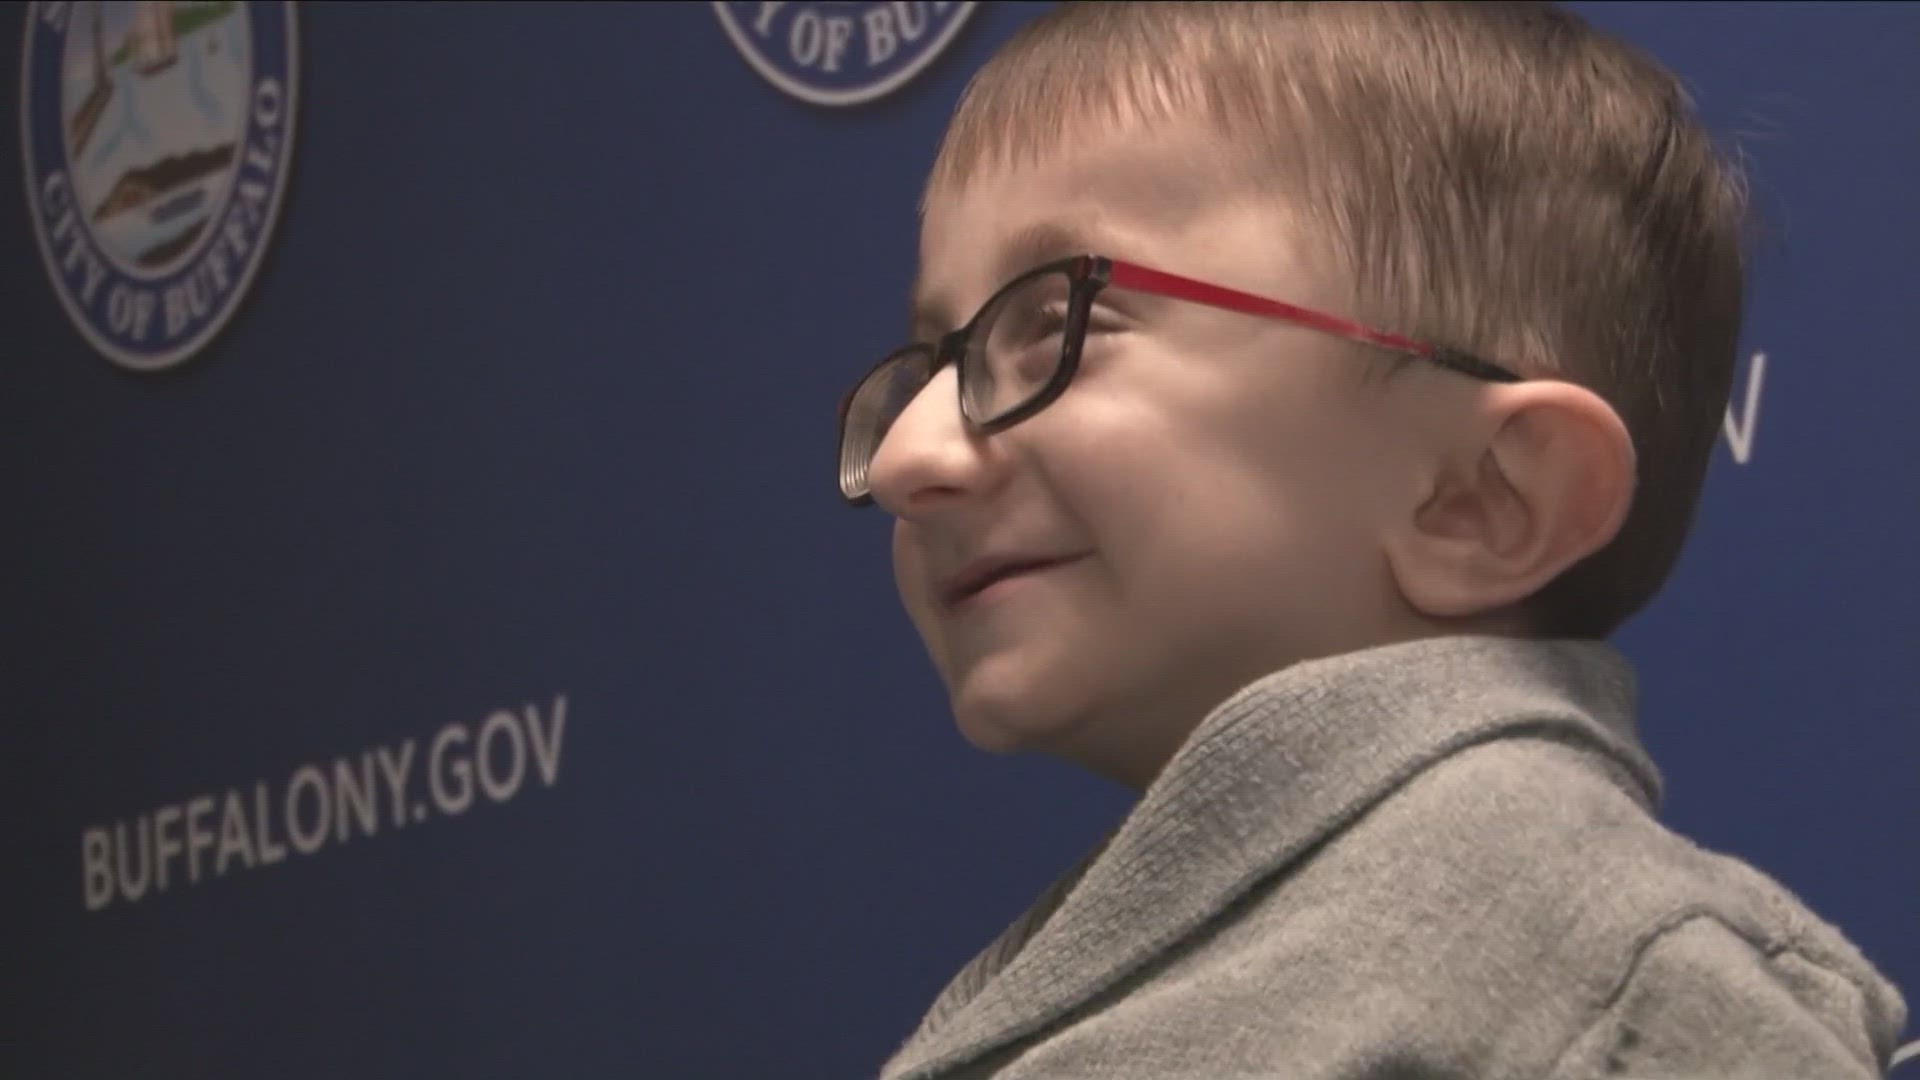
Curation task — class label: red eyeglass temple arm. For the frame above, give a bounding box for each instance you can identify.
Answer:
[1104,259,1520,382]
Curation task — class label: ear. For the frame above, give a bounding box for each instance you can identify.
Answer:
[1383,381,1636,624]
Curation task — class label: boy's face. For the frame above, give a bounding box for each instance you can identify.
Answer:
[870,128,1442,790]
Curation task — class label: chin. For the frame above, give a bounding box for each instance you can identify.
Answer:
[951,710,1028,755]
[950,697,1045,755]
[952,672,1121,764]
[947,671,1084,757]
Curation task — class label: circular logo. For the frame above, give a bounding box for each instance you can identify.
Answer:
[20,1,298,371]
[714,1,975,107]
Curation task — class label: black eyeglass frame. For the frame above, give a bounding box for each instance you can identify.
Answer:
[837,254,1522,507]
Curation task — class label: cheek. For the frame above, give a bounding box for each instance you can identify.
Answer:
[1051,389,1398,594]
[891,523,950,661]
[891,524,930,618]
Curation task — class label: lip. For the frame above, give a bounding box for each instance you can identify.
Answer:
[942,553,1088,609]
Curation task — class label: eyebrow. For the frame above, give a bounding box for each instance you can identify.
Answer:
[910,220,1109,339]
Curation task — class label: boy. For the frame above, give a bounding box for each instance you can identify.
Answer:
[836,3,1908,1078]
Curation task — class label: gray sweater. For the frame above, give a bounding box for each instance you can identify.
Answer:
[879,636,1909,1079]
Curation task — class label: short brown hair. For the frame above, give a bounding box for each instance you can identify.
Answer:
[928,1,1750,638]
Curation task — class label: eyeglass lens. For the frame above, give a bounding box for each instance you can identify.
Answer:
[840,268,1077,501]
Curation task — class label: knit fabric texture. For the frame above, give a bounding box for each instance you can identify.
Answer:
[879,635,1909,1079]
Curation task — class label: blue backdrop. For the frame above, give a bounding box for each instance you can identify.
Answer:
[4,3,1914,1076]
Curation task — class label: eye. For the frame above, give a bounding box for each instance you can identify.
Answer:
[994,303,1070,353]
[1028,301,1071,336]
[1083,307,1127,335]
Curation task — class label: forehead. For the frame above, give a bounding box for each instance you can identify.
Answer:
[912,128,1249,327]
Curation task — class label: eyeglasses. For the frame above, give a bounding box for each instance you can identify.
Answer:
[836,255,1522,506]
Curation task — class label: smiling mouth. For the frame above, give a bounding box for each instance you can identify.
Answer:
[947,555,1085,608]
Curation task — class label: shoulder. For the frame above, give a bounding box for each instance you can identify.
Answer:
[1325,734,1909,1074]
[995,732,1906,1078]
[1375,733,1887,964]
[1544,912,1906,1077]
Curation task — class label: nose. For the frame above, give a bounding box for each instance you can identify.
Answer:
[866,362,1008,517]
